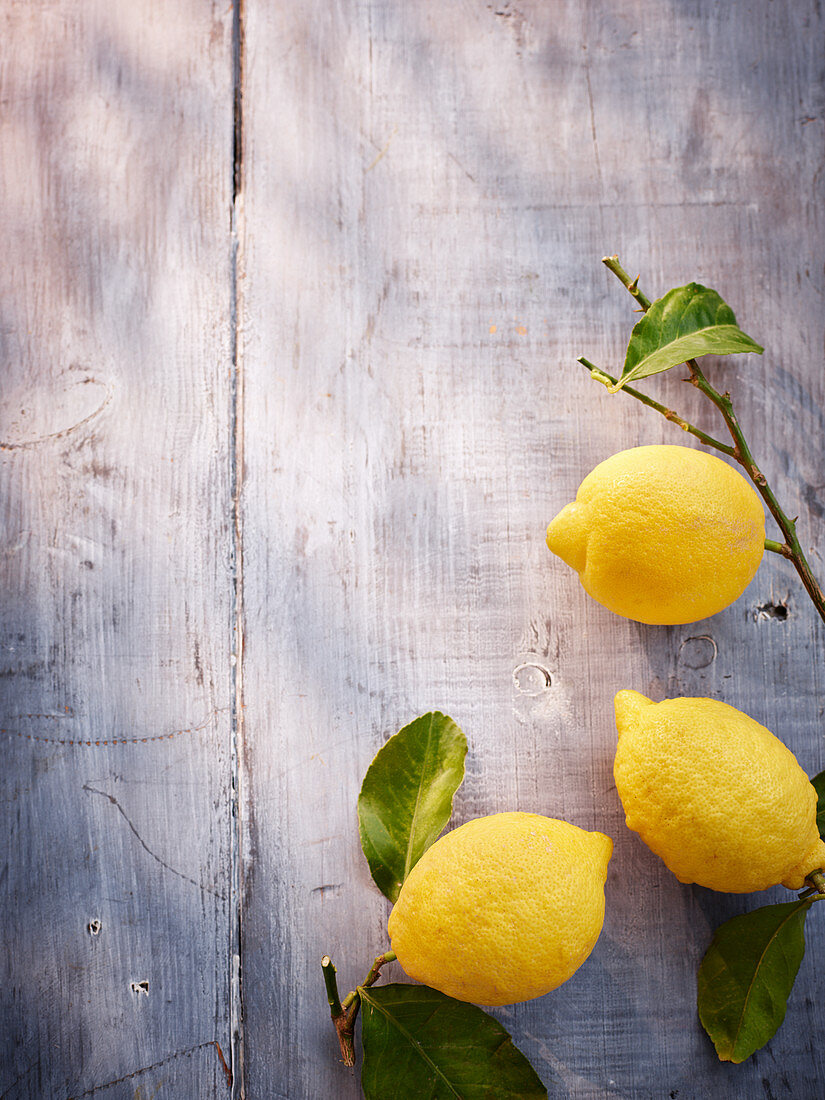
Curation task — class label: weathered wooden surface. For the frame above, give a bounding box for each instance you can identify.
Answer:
[0,1,237,1097]
[3,1,825,1098]
[239,2,825,1098]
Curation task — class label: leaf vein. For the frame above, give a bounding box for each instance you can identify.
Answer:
[729,900,808,1057]
[403,712,437,881]
[360,987,465,1098]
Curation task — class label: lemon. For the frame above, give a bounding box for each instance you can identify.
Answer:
[613,690,825,893]
[545,445,765,624]
[386,811,612,1006]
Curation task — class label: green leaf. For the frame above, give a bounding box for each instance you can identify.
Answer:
[697,900,811,1063]
[611,283,763,391]
[360,984,548,1099]
[358,712,467,903]
[811,769,825,839]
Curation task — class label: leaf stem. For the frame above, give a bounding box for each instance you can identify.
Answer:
[601,257,825,627]
[363,950,397,988]
[322,951,398,1068]
[764,538,793,558]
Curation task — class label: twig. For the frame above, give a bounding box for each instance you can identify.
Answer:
[602,254,652,311]
[597,256,825,626]
[322,956,356,1066]
[578,358,734,456]
[362,950,397,989]
[322,951,397,1068]
[322,955,343,1018]
[764,538,793,559]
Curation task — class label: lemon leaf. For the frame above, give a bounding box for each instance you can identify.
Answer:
[358,712,467,902]
[359,984,548,1099]
[697,900,811,1063]
[811,769,825,839]
[612,283,763,391]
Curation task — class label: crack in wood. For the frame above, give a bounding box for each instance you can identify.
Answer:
[0,1058,40,1100]
[64,1040,231,1098]
[213,1040,232,1090]
[0,379,112,451]
[1,709,225,747]
[230,2,247,1094]
[82,785,227,900]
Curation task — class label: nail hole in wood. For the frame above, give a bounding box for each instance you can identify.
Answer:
[755,599,789,621]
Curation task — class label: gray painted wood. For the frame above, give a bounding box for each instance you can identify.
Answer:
[4,1,825,1098]
[0,2,237,1098]
[239,2,825,1098]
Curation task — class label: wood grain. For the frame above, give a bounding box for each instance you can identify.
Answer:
[4,1,825,1098]
[0,2,236,1097]
[239,1,825,1097]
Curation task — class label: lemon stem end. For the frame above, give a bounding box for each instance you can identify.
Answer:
[799,869,825,901]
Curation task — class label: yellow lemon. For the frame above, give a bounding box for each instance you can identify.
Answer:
[545,445,765,624]
[613,690,825,893]
[387,811,612,1006]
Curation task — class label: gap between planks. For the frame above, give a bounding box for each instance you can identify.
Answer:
[229,0,247,1097]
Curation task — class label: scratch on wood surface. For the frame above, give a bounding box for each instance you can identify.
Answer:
[132,1086,163,1100]
[447,151,477,184]
[365,126,398,172]
[581,47,602,190]
[65,1041,231,1099]
[213,1041,232,1090]
[0,1059,40,1100]
[0,709,225,747]
[0,378,112,451]
[311,883,343,897]
[82,785,227,900]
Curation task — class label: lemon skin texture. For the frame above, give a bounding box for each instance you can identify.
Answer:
[545,445,765,625]
[387,811,612,1006]
[613,690,825,893]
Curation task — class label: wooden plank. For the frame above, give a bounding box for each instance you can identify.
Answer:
[0,2,236,1097]
[239,1,825,1097]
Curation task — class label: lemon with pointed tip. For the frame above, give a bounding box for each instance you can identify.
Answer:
[613,690,825,893]
[386,811,612,1006]
[545,445,765,624]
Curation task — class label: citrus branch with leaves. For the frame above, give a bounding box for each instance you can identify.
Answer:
[579,257,825,1062]
[323,263,825,1095]
[582,255,825,625]
[322,713,550,1098]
